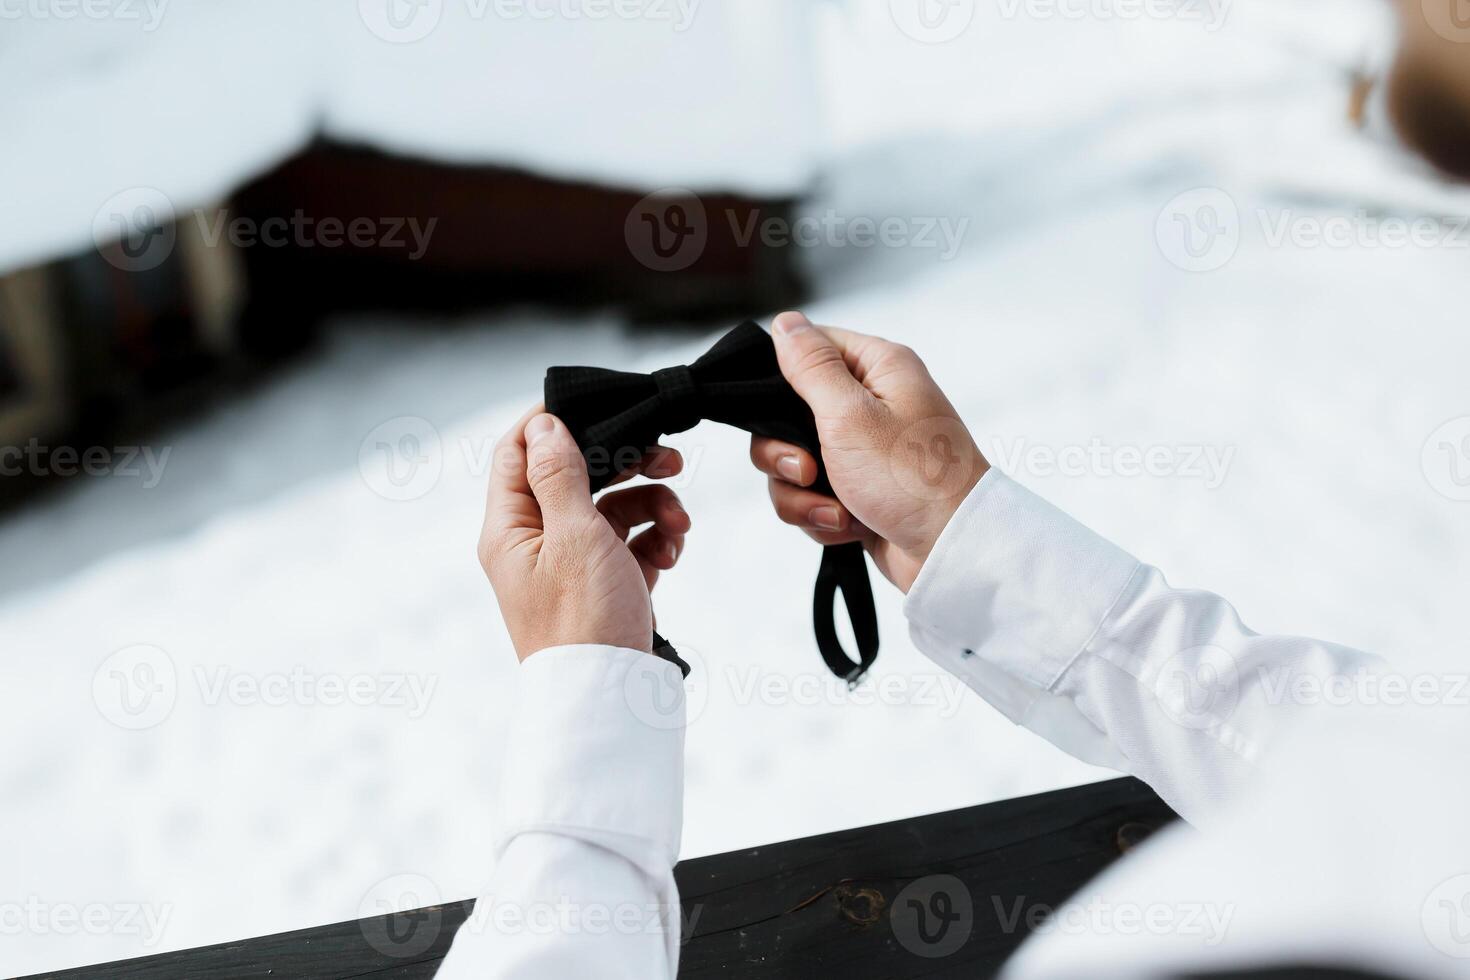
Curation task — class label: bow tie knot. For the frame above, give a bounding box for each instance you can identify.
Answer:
[652,365,700,434]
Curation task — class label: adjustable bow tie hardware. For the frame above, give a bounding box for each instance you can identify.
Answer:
[545,320,880,685]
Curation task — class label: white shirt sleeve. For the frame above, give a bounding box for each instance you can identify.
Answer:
[903,468,1385,825]
[435,645,686,980]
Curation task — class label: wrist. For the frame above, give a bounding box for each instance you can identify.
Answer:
[520,637,652,667]
[895,459,989,590]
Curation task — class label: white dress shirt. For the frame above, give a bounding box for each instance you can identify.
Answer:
[438,469,1468,979]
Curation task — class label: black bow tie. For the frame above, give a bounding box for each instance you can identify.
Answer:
[545,321,879,684]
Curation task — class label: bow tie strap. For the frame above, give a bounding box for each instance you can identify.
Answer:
[545,321,881,685]
[815,541,879,686]
[652,630,692,678]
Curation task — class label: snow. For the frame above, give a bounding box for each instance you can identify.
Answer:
[5,0,1470,973]
[0,0,821,274]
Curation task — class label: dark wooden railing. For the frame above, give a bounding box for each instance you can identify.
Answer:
[27,777,1176,980]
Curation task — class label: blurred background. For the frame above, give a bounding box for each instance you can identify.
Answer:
[3,0,1469,973]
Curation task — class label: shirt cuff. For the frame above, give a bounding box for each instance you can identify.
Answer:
[903,469,1141,692]
[495,645,686,880]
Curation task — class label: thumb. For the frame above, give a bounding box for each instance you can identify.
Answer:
[771,311,868,418]
[524,413,598,530]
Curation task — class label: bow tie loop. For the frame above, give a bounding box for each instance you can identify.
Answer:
[652,365,701,434]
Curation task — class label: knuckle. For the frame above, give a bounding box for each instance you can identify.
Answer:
[792,340,845,380]
[476,534,501,575]
[887,341,918,362]
[526,446,573,487]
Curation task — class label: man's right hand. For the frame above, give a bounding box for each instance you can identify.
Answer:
[749,311,990,593]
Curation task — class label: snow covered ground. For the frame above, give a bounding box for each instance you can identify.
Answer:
[5,0,1470,973]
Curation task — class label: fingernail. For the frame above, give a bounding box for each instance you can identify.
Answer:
[669,498,686,514]
[774,312,811,336]
[810,505,844,531]
[525,414,556,445]
[666,540,680,562]
[776,455,804,483]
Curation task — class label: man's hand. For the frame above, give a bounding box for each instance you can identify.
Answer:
[479,407,692,660]
[749,312,988,593]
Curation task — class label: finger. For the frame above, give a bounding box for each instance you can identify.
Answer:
[524,413,599,534]
[603,445,685,488]
[596,484,691,540]
[778,317,927,399]
[629,525,685,591]
[799,525,868,547]
[767,478,857,535]
[770,311,873,416]
[750,436,818,487]
[481,404,547,560]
